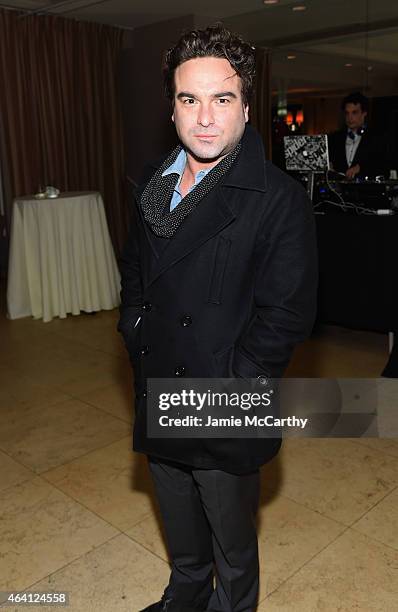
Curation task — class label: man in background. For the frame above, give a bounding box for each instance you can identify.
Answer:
[328,91,389,179]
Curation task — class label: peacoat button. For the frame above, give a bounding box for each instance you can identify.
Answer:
[142,302,152,312]
[140,345,150,356]
[174,366,186,377]
[257,375,268,386]
[180,315,192,327]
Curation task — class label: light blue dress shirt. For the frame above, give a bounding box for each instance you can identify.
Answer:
[162,149,211,211]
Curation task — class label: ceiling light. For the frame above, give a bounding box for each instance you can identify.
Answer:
[263,0,279,4]
[292,5,307,11]
[345,63,352,67]
[287,54,296,60]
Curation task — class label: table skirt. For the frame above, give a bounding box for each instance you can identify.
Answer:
[7,192,121,322]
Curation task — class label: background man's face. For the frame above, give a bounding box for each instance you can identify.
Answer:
[172,57,249,163]
[344,102,367,132]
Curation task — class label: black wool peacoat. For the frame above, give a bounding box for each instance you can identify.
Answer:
[118,124,318,474]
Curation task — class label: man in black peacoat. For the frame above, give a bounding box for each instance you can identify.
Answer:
[118,25,317,612]
[119,122,317,474]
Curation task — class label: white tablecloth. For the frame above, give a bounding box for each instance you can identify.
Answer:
[7,191,121,322]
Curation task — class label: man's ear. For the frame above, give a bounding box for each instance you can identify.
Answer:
[172,112,175,123]
[244,104,249,123]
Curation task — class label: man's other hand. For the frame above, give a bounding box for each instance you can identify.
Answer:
[346,164,360,179]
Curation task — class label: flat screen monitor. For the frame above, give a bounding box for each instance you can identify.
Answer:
[284,134,330,172]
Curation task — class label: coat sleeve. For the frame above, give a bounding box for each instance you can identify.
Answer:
[357,131,391,177]
[117,198,144,347]
[233,175,318,379]
[327,131,345,173]
[117,161,159,345]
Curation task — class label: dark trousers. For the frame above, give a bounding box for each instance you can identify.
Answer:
[148,457,260,612]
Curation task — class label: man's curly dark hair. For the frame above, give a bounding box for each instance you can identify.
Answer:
[342,92,369,113]
[164,24,256,106]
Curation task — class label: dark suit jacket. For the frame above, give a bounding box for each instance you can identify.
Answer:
[328,128,389,177]
[118,124,318,474]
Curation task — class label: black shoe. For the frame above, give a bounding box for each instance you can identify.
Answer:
[139,595,207,612]
[139,595,173,612]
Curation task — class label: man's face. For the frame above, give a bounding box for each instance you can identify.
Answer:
[344,102,367,132]
[171,57,249,163]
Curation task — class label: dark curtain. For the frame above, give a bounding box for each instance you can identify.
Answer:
[251,47,272,160]
[0,9,129,256]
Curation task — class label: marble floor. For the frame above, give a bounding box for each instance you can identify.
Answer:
[0,304,397,611]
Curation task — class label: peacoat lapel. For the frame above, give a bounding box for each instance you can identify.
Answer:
[136,184,236,288]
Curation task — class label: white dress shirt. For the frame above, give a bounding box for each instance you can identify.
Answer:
[345,129,362,167]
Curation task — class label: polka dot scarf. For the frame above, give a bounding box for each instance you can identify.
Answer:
[140,141,242,238]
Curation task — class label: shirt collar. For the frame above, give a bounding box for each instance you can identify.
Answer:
[162,149,187,178]
[162,148,211,183]
[347,128,363,140]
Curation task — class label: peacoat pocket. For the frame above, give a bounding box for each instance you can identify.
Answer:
[119,314,142,360]
[212,344,235,378]
[207,236,231,304]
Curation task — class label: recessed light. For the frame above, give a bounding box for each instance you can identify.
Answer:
[345,63,352,67]
[263,0,279,4]
[287,54,296,60]
[292,5,307,11]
